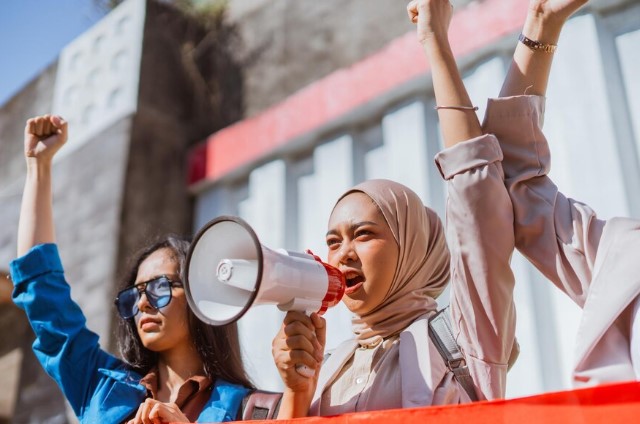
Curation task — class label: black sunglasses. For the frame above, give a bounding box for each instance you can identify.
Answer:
[114,275,183,320]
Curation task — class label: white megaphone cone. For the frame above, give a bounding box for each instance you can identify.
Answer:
[185,215,346,377]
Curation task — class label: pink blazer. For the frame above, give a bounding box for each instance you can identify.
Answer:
[484,95,640,386]
[436,132,517,400]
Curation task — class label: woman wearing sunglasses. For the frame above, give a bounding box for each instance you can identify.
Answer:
[9,115,253,423]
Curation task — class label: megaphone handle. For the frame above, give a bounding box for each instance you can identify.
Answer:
[295,364,315,378]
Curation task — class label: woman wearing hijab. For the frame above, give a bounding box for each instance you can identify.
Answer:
[271,1,518,417]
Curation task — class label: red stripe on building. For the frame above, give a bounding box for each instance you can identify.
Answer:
[188,0,529,188]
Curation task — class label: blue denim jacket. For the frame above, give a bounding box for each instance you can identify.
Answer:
[10,244,249,423]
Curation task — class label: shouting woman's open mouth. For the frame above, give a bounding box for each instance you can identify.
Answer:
[343,270,365,295]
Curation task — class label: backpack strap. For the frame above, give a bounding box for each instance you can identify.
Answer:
[428,307,479,402]
[239,389,283,420]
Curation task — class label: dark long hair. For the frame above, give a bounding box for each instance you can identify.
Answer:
[116,235,254,388]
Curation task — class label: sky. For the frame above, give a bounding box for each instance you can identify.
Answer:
[0,0,107,106]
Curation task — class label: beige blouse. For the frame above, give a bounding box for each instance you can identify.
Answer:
[320,336,402,415]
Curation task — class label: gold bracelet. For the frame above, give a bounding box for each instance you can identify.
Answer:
[434,105,479,111]
[518,33,557,53]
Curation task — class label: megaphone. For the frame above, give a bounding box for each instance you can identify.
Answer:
[185,215,346,323]
[184,215,346,376]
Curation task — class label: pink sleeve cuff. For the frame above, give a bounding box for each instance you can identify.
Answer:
[435,134,503,180]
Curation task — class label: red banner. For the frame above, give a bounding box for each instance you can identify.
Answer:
[229,381,640,424]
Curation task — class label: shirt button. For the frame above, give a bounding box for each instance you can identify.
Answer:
[356,377,364,385]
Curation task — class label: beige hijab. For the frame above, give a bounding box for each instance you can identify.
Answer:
[341,179,450,346]
[311,179,453,413]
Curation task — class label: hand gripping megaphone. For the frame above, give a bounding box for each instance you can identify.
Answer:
[184,215,346,377]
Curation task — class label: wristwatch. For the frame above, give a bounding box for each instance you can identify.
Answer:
[518,33,557,53]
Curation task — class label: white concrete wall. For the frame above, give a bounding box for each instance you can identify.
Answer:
[463,56,505,124]
[376,101,430,201]
[617,28,640,167]
[297,136,355,353]
[237,160,287,391]
[196,5,640,399]
[52,0,145,158]
[546,14,629,218]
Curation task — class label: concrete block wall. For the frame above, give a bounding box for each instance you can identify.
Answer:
[0,65,59,267]
[0,0,243,421]
[0,50,129,424]
[227,0,472,117]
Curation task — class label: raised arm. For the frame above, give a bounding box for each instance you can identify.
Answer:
[410,0,516,399]
[486,1,600,305]
[499,0,588,97]
[11,116,142,421]
[407,0,482,147]
[18,115,68,256]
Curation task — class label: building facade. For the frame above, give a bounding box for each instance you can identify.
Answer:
[0,0,241,421]
[0,0,639,421]
[189,0,640,397]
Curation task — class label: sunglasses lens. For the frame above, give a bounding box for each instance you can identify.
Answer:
[116,287,140,319]
[146,277,172,309]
